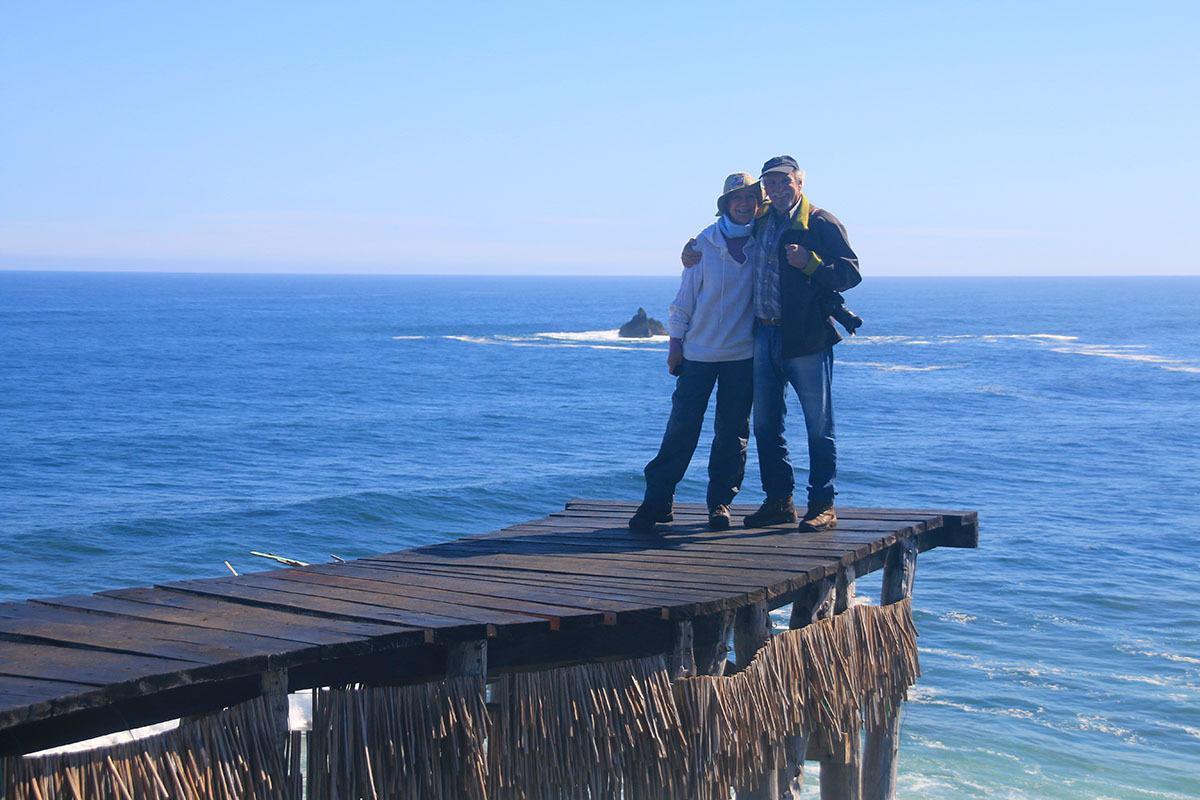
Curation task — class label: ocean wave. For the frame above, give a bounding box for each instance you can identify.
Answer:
[1158,721,1200,741]
[851,331,1200,375]
[534,329,668,344]
[443,331,665,352]
[1075,713,1136,740]
[1116,643,1200,666]
[847,333,1080,346]
[1047,343,1196,371]
[422,326,1200,375]
[912,686,1146,745]
[1111,673,1197,690]
[843,361,952,372]
[444,335,506,345]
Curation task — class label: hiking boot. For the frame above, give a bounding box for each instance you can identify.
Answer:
[708,504,732,531]
[743,495,797,527]
[798,504,838,532]
[628,501,673,530]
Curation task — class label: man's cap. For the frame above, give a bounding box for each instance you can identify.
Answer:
[716,172,762,216]
[760,155,801,177]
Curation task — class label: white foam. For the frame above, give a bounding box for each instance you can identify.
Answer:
[843,335,919,345]
[440,328,1200,373]
[444,335,504,345]
[1048,344,1187,366]
[976,333,1080,342]
[843,361,951,373]
[587,344,666,352]
[445,333,664,353]
[1171,724,1200,743]
[965,332,1198,374]
[1120,646,1200,666]
[534,329,668,344]
[390,335,427,340]
[1075,714,1135,740]
[1111,673,1186,689]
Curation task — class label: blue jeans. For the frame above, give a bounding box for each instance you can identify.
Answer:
[643,358,754,509]
[753,324,836,507]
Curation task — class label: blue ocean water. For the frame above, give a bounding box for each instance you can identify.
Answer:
[1,272,1197,798]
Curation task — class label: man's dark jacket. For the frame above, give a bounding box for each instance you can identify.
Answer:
[773,197,861,358]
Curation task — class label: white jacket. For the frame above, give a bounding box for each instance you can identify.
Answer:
[668,221,755,362]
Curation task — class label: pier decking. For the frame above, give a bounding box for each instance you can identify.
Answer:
[0,499,976,758]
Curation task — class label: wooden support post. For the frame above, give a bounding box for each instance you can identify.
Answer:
[693,610,734,676]
[862,539,918,800]
[446,639,488,679]
[734,600,771,665]
[260,668,290,765]
[790,575,837,628]
[733,601,777,800]
[261,668,289,733]
[820,565,862,800]
[670,620,696,680]
[776,575,836,799]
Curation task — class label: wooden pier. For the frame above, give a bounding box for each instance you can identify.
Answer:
[0,499,977,799]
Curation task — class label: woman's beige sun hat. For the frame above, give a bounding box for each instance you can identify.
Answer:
[716,172,763,216]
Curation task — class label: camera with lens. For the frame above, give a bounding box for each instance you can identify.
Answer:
[820,290,863,336]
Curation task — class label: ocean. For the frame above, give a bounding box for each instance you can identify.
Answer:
[1,272,1197,798]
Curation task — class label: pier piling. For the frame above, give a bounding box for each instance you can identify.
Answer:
[862,537,919,800]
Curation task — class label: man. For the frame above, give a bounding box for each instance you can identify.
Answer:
[629,173,761,532]
[682,155,860,531]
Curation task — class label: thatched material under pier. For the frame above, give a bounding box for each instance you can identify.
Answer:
[307,676,489,800]
[488,654,686,800]
[3,695,291,800]
[3,601,918,800]
[487,600,918,800]
[672,598,919,798]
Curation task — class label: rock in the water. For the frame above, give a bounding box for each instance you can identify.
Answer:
[618,307,668,338]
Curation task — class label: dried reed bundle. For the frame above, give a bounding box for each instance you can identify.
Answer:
[852,597,920,732]
[488,655,688,800]
[672,598,920,797]
[307,676,489,800]
[2,695,292,800]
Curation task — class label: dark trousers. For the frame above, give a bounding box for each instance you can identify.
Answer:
[643,358,754,510]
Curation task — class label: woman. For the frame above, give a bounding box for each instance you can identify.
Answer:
[629,172,761,531]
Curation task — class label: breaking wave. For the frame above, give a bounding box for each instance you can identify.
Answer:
[845,332,1200,374]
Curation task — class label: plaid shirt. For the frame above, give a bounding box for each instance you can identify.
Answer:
[753,200,800,320]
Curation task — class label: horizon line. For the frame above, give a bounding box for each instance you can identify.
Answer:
[1,268,1199,280]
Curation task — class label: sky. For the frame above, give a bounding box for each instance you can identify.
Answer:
[2,1,1197,276]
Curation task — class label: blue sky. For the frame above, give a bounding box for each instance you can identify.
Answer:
[2,1,1197,275]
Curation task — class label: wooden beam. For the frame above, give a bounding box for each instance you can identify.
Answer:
[487,619,675,674]
[861,539,918,800]
[670,621,696,680]
[778,575,837,799]
[0,673,263,757]
[693,610,733,677]
[446,639,487,680]
[819,565,862,800]
[733,601,777,799]
[260,667,290,765]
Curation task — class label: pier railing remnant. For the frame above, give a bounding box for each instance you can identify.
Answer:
[1,499,977,799]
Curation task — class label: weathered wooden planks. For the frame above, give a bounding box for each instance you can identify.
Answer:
[0,498,976,756]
